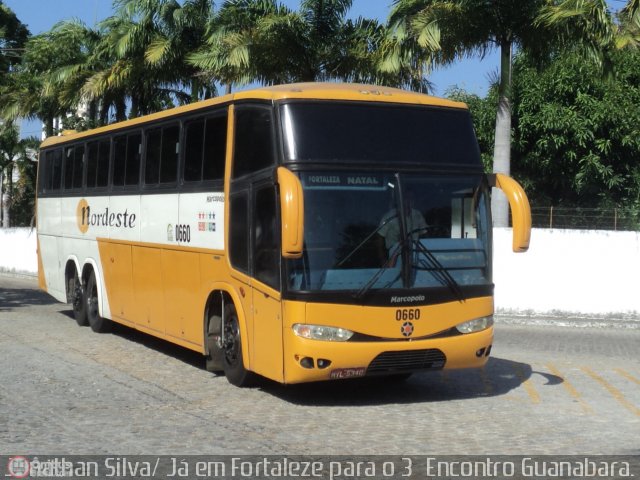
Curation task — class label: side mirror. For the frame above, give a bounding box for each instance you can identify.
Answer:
[489,173,531,252]
[277,167,304,258]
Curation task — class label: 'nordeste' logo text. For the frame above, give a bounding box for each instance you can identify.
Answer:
[76,199,137,233]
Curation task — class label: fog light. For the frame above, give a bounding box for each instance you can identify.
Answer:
[300,357,314,369]
[317,359,332,369]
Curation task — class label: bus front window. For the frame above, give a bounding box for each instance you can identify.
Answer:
[286,173,492,301]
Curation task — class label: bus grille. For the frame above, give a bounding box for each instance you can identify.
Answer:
[367,349,446,375]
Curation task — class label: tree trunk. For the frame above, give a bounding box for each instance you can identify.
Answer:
[115,98,127,122]
[0,170,4,227]
[2,164,12,228]
[491,40,513,228]
[44,116,55,138]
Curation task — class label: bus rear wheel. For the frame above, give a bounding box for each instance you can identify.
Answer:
[70,274,88,326]
[85,271,111,334]
[222,303,255,387]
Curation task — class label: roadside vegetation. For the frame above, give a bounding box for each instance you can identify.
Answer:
[0,0,638,228]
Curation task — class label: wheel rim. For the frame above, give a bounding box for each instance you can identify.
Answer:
[87,282,99,321]
[223,313,240,365]
[73,279,83,313]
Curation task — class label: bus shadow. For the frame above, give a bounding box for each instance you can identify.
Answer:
[53,309,561,407]
[0,284,58,312]
[54,310,207,369]
[261,358,561,406]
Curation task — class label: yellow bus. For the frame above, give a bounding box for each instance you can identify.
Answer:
[36,83,530,387]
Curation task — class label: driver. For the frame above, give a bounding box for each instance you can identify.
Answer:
[376,194,427,265]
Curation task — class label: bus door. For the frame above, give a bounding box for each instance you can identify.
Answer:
[229,181,284,382]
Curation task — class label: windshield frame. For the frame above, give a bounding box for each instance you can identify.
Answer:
[281,167,494,307]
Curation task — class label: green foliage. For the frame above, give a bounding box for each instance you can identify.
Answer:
[0,122,38,227]
[188,0,405,90]
[445,86,497,170]
[511,49,640,215]
[448,48,640,224]
[0,1,29,79]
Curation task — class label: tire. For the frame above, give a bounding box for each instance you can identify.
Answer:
[221,303,255,387]
[205,312,224,373]
[85,271,111,333]
[70,274,88,326]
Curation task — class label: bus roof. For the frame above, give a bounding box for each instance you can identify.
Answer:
[40,82,467,148]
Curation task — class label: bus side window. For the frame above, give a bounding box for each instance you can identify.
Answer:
[113,135,127,187]
[87,139,111,189]
[160,125,179,184]
[184,113,227,183]
[63,146,74,190]
[63,144,85,190]
[51,149,63,192]
[113,132,142,188]
[96,139,110,188]
[145,128,162,185]
[87,141,99,188]
[125,133,142,186]
[145,124,179,186]
[229,192,249,274]
[232,106,275,179]
[203,115,226,181]
[253,185,280,289]
[184,119,204,182]
[39,150,53,193]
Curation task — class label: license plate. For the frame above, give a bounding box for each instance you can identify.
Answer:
[330,367,366,379]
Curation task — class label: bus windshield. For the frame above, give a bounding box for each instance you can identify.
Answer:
[286,173,492,300]
[280,102,482,167]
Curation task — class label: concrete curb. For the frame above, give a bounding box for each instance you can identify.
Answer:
[495,313,640,329]
[0,269,38,280]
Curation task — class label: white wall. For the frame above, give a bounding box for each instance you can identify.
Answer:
[0,227,38,275]
[494,228,640,316]
[1,227,639,317]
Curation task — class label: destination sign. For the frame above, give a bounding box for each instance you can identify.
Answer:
[301,174,386,190]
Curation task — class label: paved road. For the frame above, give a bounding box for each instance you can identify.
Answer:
[1,275,639,455]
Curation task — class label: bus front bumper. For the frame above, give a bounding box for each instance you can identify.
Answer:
[282,326,494,384]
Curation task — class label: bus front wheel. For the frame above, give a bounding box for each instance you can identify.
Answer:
[222,303,255,387]
[85,271,112,334]
[205,311,224,374]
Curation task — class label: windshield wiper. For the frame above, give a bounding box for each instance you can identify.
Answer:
[353,242,402,299]
[408,228,465,302]
[335,213,398,267]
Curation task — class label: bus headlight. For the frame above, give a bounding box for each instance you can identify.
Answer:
[455,316,494,334]
[292,324,354,342]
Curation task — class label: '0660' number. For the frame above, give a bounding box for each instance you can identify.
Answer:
[175,224,191,243]
[395,308,421,321]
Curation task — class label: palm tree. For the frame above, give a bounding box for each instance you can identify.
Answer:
[538,0,640,51]
[618,0,640,48]
[189,0,402,92]
[388,0,562,226]
[0,121,36,227]
[42,20,120,127]
[189,0,303,92]
[140,0,217,102]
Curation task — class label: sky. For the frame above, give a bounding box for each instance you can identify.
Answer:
[1,0,526,136]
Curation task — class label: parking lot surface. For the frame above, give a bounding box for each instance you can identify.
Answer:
[1,275,639,455]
